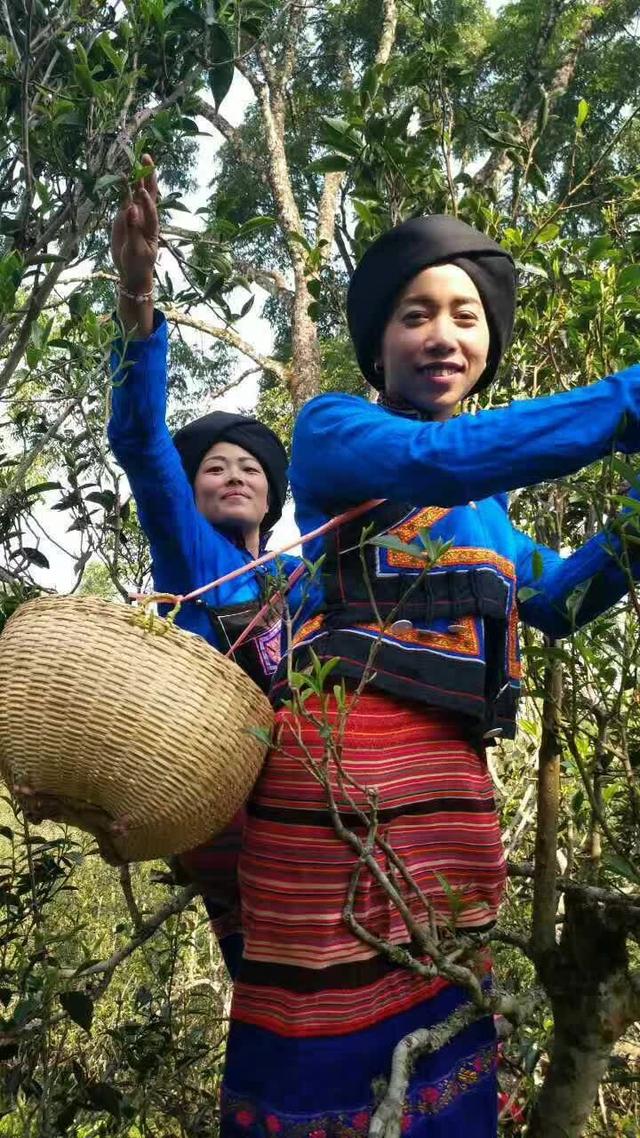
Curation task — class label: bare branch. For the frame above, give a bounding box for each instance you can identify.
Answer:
[164,305,287,380]
[193,95,269,186]
[369,1006,481,1138]
[509,862,640,915]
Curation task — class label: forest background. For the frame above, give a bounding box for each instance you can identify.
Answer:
[2,0,640,1134]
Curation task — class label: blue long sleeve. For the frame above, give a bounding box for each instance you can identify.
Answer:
[108,312,258,603]
[291,377,640,512]
[514,488,640,637]
[515,527,626,637]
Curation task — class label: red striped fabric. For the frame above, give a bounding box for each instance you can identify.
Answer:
[233,691,505,1038]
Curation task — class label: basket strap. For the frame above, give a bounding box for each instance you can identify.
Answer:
[153,497,385,607]
[223,561,307,659]
[222,493,385,657]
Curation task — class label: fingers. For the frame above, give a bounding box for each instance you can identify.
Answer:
[132,154,159,240]
[139,153,158,202]
[136,188,159,242]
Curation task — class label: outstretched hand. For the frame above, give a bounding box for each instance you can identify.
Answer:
[111,155,159,291]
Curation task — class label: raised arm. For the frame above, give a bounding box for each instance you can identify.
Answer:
[514,493,640,638]
[107,159,222,581]
[290,388,640,512]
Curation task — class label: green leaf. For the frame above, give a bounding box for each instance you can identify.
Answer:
[321,116,352,136]
[288,669,311,690]
[370,534,425,558]
[532,550,544,581]
[59,990,93,1032]
[25,481,62,496]
[525,163,547,195]
[95,32,124,72]
[586,235,612,261]
[94,173,124,192]
[319,117,361,157]
[237,216,277,238]
[55,1101,81,1132]
[618,264,640,291]
[308,155,351,174]
[576,98,590,131]
[18,547,50,570]
[288,230,312,253]
[86,1081,122,1117]
[535,222,560,245]
[231,294,252,320]
[74,61,98,96]
[601,850,640,884]
[360,63,381,107]
[208,23,235,109]
[616,495,640,514]
[517,586,539,603]
[536,88,549,136]
[85,490,116,509]
[564,579,592,623]
[353,199,378,227]
[610,455,640,487]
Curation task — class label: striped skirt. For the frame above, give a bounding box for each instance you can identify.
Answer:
[221,691,506,1136]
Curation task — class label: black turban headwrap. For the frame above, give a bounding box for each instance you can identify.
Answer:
[347,215,516,393]
[173,411,288,532]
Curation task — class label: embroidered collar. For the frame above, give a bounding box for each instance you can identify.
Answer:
[376,392,434,422]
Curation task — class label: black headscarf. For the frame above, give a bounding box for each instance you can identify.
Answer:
[346,215,516,393]
[173,411,288,532]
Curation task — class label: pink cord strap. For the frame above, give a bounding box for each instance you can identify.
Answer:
[223,560,307,659]
[131,498,384,608]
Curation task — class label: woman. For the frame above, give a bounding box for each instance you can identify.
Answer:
[220,216,640,1135]
[108,158,298,977]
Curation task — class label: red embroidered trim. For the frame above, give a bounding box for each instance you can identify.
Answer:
[221,1043,497,1134]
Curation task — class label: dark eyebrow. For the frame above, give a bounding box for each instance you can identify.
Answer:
[204,455,259,467]
[399,293,482,308]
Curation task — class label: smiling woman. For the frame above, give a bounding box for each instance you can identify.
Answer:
[217,214,640,1137]
[378,264,491,420]
[194,442,270,551]
[106,157,299,979]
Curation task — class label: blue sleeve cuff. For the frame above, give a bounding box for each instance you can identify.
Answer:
[110,308,167,380]
[109,310,169,445]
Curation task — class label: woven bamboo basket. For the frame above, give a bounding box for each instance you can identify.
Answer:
[0,595,274,863]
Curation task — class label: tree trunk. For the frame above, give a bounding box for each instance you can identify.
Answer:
[290,270,322,407]
[528,895,639,1138]
[528,1019,611,1137]
[531,652,562,953]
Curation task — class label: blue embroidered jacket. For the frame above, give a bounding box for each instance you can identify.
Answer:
[108,312,299,688]
[275,376,640,737]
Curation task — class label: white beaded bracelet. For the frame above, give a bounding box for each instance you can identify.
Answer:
[119,285,154,304]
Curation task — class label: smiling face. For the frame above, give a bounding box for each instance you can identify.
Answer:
[193,441,269,535]
[377,263,491,419]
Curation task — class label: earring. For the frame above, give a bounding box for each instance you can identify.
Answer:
[373,361,383,374]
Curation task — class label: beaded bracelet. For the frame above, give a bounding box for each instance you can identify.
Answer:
[119,285,154,304]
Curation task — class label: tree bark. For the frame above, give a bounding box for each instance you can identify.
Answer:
[531,651,563,954]
[528,896,640,1138]
[245,0,399,407]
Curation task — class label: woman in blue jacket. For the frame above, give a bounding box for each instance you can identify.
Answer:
[108,158,297,978]
[220,216,640,1136]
